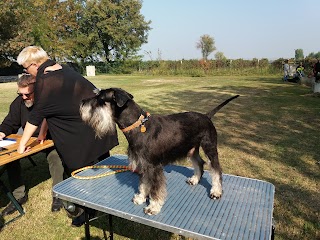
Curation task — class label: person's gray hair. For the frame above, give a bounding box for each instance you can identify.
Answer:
[17,74,36,88]
[16,46,49,66]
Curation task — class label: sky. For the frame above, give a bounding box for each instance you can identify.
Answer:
[139,0,320,61]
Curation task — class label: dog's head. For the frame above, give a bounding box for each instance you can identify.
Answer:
[80,88,133,138]
[96,88,133,107]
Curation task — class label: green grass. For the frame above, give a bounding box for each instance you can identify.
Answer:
[0,75,319,240]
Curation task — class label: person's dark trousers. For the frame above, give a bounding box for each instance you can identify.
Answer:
[6,160,26,199]
[46,148,65,212]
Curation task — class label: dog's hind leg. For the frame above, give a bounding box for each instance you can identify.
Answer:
[144,165,167,215]
[186,147,205,185]
[201,136,222,199]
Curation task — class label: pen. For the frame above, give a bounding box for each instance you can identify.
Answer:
[3,138,17,141]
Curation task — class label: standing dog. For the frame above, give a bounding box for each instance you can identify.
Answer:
[80,88,239,215]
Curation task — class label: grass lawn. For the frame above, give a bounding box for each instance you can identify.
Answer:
[0,75,319,240]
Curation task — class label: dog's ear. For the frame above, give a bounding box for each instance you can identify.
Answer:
[112,88,133,107]
[96,89,114,106]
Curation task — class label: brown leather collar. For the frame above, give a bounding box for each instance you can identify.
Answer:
[121,112,151,133]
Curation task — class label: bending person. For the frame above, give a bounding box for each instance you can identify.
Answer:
[16,46,119,227]
[0,74,64,215]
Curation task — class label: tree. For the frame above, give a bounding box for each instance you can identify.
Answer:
[75,0,151,62]
[30,0,83,61]
[214,51,226,61]
[295,49,304,61]
[0,0,151,65]
[0,0,83,65]
[0,0,33,66]
[307,52,320,59]
[196,34,216,61]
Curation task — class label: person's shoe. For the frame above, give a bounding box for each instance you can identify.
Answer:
[1,195,28,216]
[64,203,84,218]
[71,209,96,228]
[51,197,63,212]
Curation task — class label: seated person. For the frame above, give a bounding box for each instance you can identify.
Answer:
[0,74,64,215]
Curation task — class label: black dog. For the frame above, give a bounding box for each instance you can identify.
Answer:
[80,88,239,215]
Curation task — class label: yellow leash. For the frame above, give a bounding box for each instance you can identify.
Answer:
[71,165,132,180]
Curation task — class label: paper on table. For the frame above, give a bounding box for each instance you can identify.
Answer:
[0,139,16,147]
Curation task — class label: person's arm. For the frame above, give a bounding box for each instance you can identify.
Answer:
[0,97,23,137]
[17,122,38,153]
[37,119,48,144]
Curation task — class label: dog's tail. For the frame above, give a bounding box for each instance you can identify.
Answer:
[206,95,239,119]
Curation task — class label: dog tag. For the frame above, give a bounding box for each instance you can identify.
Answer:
[140,125,146,133]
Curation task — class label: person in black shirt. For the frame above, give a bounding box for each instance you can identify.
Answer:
[0,75,64,216]
[16,46,119,227]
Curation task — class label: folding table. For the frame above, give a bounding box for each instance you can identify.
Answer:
[53,155,275,240]
[0,134,54,226]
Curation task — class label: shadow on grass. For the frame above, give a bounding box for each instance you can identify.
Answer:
[83,214,187,240]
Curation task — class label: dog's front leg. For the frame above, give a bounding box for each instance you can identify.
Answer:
[144,166,167,215]
[132,174,150,205]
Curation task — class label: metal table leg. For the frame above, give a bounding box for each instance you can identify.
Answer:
[0,180,25,226]
[84,208,90,240]
[108,214,113,240]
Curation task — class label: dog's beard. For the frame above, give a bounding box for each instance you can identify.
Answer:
[80,102,115,138]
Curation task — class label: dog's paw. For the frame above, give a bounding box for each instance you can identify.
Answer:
[210,188,222,199]
[132,194,146,205]
[186,175,200,185]
[144,205,161,215]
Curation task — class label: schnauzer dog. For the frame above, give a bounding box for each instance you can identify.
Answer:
[80,88,239,215]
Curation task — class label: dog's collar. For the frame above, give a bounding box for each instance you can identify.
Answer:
[121,112,151,133]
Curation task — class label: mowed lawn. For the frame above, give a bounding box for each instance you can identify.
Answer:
[0,75,319,240]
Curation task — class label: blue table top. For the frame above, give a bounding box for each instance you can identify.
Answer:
[53,155,275,240]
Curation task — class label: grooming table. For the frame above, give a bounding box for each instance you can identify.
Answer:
[53,155,275,240]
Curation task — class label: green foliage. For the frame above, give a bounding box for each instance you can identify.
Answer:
[73,0,150,63]
[0,0,151,64]
[89,58,279,76]
[0,0,33,67]
[307,51,320,59]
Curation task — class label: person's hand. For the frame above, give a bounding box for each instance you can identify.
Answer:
[37,135,46,144]
[0,132,5,140]
[17,143,31,154]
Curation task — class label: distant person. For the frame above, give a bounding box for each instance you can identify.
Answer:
[0,74,64,216]
[296,62,305,77]
[313,59,320,83]
[16,46,119,227]
[283,59,290,82]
